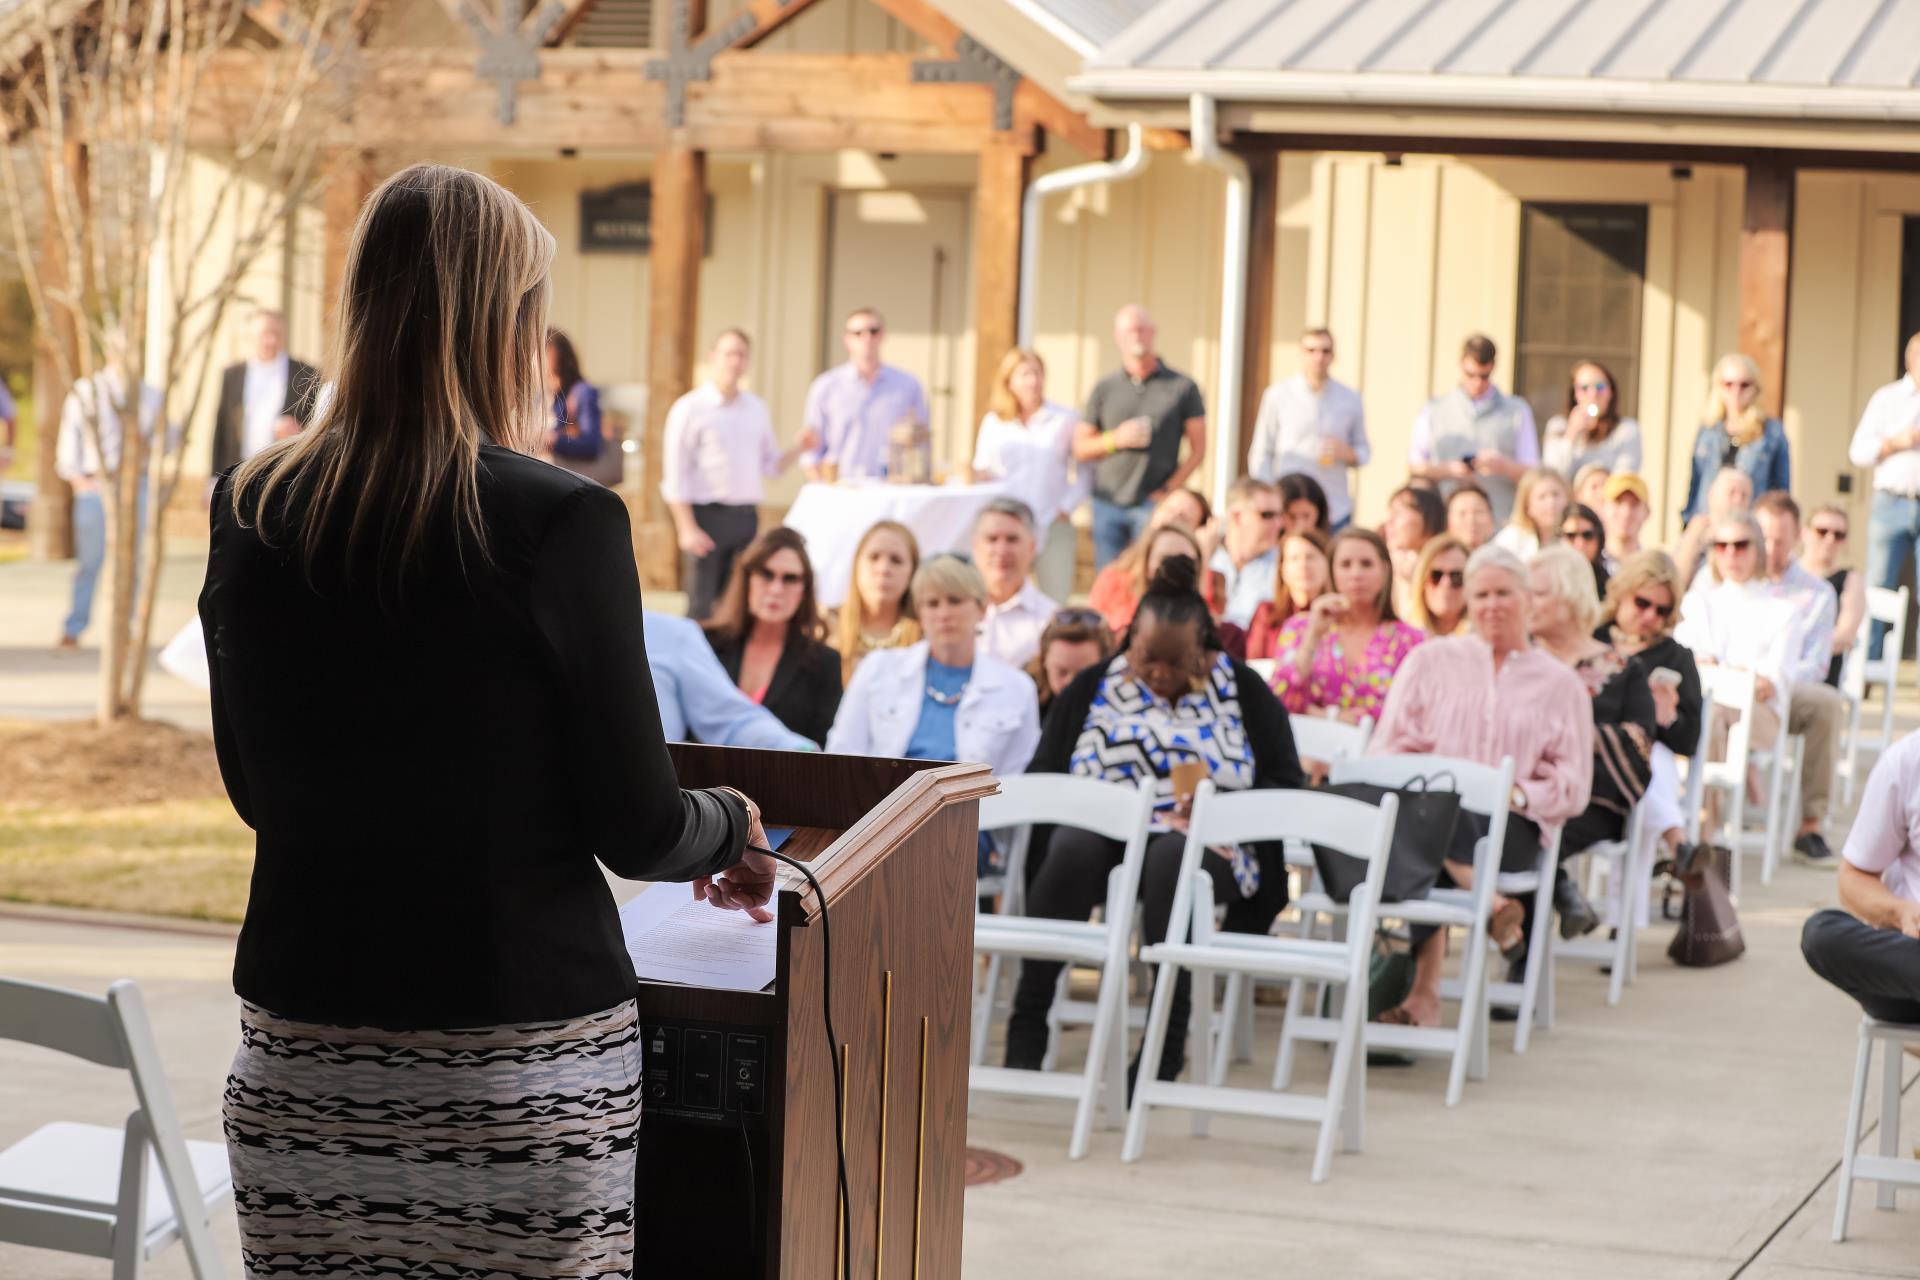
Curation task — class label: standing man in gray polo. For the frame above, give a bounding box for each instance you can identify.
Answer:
[1408,333,1538,525]
[800,306,928,482]
[1247,327,1369,531]
[1072,304,1208,569]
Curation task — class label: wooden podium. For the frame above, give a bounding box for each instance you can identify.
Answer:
[634,744,995,1278]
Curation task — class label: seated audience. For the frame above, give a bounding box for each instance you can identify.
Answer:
[1750,491,1847,865]
[971,348,1082,601]
[1278,471,1331,535]
[1597,551,1704,893]
[1244,528,1331,660]
[1529,543,1646,941]
[1492,466,1569,559]
[973,497,1058,669]
[1599,472,1650,574]
[1008,556,1304,1083]
[1801,502,1867,687]
[1446,484,1496,550]
[1154,486,1214,541]
[1673,509,1799,833]
[1210,476,1282,627]
[1542,359,1642,479]
[1088,520,1224,633]
[703,528,842,745]
[832,520,922,682]
[644,611,816,751]
[1802,730,1920,1024]
[1269,528,1423,725]
[1029,608,1116,719]
[1368,544,1593,1028]
[827,554,1039,779]
[1674,466,1753,592]
[1571,463,1610,513]
[1384,483,1446,617]
[1407,533,1470,637]
[1561,501,1610,598]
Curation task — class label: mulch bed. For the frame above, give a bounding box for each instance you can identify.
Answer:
[0,719,226,808]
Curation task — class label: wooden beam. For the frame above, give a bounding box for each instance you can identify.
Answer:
[1237,148,1279,479]
[642,144,706,588]
[725,0,825,48]
[538,0,598,43]
[971,140,1029,451]
[1014,79,1107,160]
[863,0,959,54]
[321,150,375,348]
[1739,162,1794,420]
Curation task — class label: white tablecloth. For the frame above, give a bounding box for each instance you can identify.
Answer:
[783,480,1007,609]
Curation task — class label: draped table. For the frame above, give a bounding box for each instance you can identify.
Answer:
[782,479,1007,609]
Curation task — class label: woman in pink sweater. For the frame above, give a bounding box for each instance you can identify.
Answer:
[1369,543,1594,1029]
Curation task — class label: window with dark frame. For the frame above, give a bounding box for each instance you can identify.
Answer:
[1513,203,1650,454]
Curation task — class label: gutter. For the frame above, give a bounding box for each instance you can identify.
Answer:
[1187,93,1249,518]
[1017,123,1149,349]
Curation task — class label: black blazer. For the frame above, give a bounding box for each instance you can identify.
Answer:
[1024,654,1305,935]
[705,631,843,746]
[210,358,320,475]
[200,444,748,1030]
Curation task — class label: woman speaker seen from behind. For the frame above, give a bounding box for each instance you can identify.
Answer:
[202,164,771,1276]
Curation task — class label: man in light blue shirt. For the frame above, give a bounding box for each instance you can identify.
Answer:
[800,307,928,481]
[643,611,816,751]
[1246,328,1369,529]
[1208,475,1281,628]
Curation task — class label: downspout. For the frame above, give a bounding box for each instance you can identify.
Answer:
[1188,93,1250,515]
[1017,124,1149,349]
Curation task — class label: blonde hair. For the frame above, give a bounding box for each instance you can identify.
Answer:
[837,520,922,681]
[911,553,988,608]
[1602,550,1684,639]
[1408,533,1470,634]
[987,348,1044,422]
[1529,543,1602,634]
[232,165,554,586]
[1509,467,1569,541]
[1704,352,1768,447]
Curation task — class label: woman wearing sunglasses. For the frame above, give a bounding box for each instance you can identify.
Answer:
[703,527,843,745]
[1560,502,1610,598]
[1682,353,1790,524]
[1407,533,1470,636]
[1597,551,1704,907]
[1542,359,1641,481]
[1801,503,1868,688]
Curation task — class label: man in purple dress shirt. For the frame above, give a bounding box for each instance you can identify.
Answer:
[800,307,928,482]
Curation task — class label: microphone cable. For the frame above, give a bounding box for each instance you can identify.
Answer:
[753,845,850,1278]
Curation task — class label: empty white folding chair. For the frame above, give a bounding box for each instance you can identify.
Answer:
[1694,666,1758,898]
[1280,754,1516,1106]
[1832,1015,1920,1241]
[1736,681,1800,887]
[1553,801,1648,1007]
[1120,783,1398,1182]
[0,977,230,1279]
[969,775,1157,1159]
[1838,586,1910,808]
[1288,713,1373,767]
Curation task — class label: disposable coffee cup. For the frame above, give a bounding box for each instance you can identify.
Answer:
[1170,760,1208,806]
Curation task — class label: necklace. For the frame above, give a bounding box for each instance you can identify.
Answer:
[925,681,968,706]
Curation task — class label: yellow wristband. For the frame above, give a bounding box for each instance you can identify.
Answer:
[1105,431,1118,455]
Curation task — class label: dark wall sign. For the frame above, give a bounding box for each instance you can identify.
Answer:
[579,181,715,256]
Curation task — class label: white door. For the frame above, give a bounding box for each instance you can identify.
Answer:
[823,190,974,469]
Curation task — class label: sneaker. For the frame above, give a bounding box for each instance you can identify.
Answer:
[1793,831,1837,867]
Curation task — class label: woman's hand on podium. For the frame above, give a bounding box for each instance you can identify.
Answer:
[696,789,778,923]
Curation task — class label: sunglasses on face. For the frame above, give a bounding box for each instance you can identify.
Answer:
[846,326,882,337]
[1812,525,1848,541]
[1254,509,1282,521]
[1427,568,1465,588]
[1632,595,1674,619]
[1576,381,1609,393]
[1051,607,1104,627]
[752,567,807,588]
[1712,538,1751,552]
[1561,526,1599,543]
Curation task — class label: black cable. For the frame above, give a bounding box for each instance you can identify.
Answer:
[754,845,850,1279]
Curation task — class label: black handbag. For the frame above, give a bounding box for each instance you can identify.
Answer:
[1311,773,1463,905]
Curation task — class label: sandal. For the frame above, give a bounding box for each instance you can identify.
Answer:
[1490,898,1525,960]
[1375,1005,1415,1026]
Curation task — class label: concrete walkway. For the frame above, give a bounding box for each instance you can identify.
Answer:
[3,549,1919,1276]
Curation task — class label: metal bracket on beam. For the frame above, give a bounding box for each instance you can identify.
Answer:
[645,0,756,128]
[912,35,1018,132]
[461,0,571,125]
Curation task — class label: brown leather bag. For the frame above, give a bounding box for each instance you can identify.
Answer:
[1667,844,1745,968]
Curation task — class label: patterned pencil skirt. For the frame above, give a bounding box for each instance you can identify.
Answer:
[223,998,642,1279]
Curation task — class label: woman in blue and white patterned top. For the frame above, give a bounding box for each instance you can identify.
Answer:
[1006,555,1304,1085]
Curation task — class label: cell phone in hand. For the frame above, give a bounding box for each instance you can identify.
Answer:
[1648,667,1682,690]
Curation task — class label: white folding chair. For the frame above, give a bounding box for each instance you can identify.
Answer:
[1554,801,1649,1007]
[1832,1015,1920,1241]
[1120,783,1398,1182]
[1737,680,1800,887]
[1281,755,1516,1106]
[968,775,1157,1160]
[1838,586,1910,809]
[1287,713,1374,767]
[1245,657,1278,682]
[1694,666,1757,898]
[0,977,230,1279]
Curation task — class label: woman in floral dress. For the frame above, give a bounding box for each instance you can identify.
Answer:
[1268,527,1424,726]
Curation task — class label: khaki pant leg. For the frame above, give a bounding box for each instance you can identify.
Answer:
[1788,682,1845,824]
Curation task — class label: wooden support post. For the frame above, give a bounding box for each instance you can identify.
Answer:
[971,141,1028,456]
[31,142,85,562]
[1739,162,1794,419]
[321,150,376,347]
[1237,148,1279,478]
[642,142,707,589]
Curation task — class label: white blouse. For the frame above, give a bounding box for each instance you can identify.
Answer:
[970,400,1085,531]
